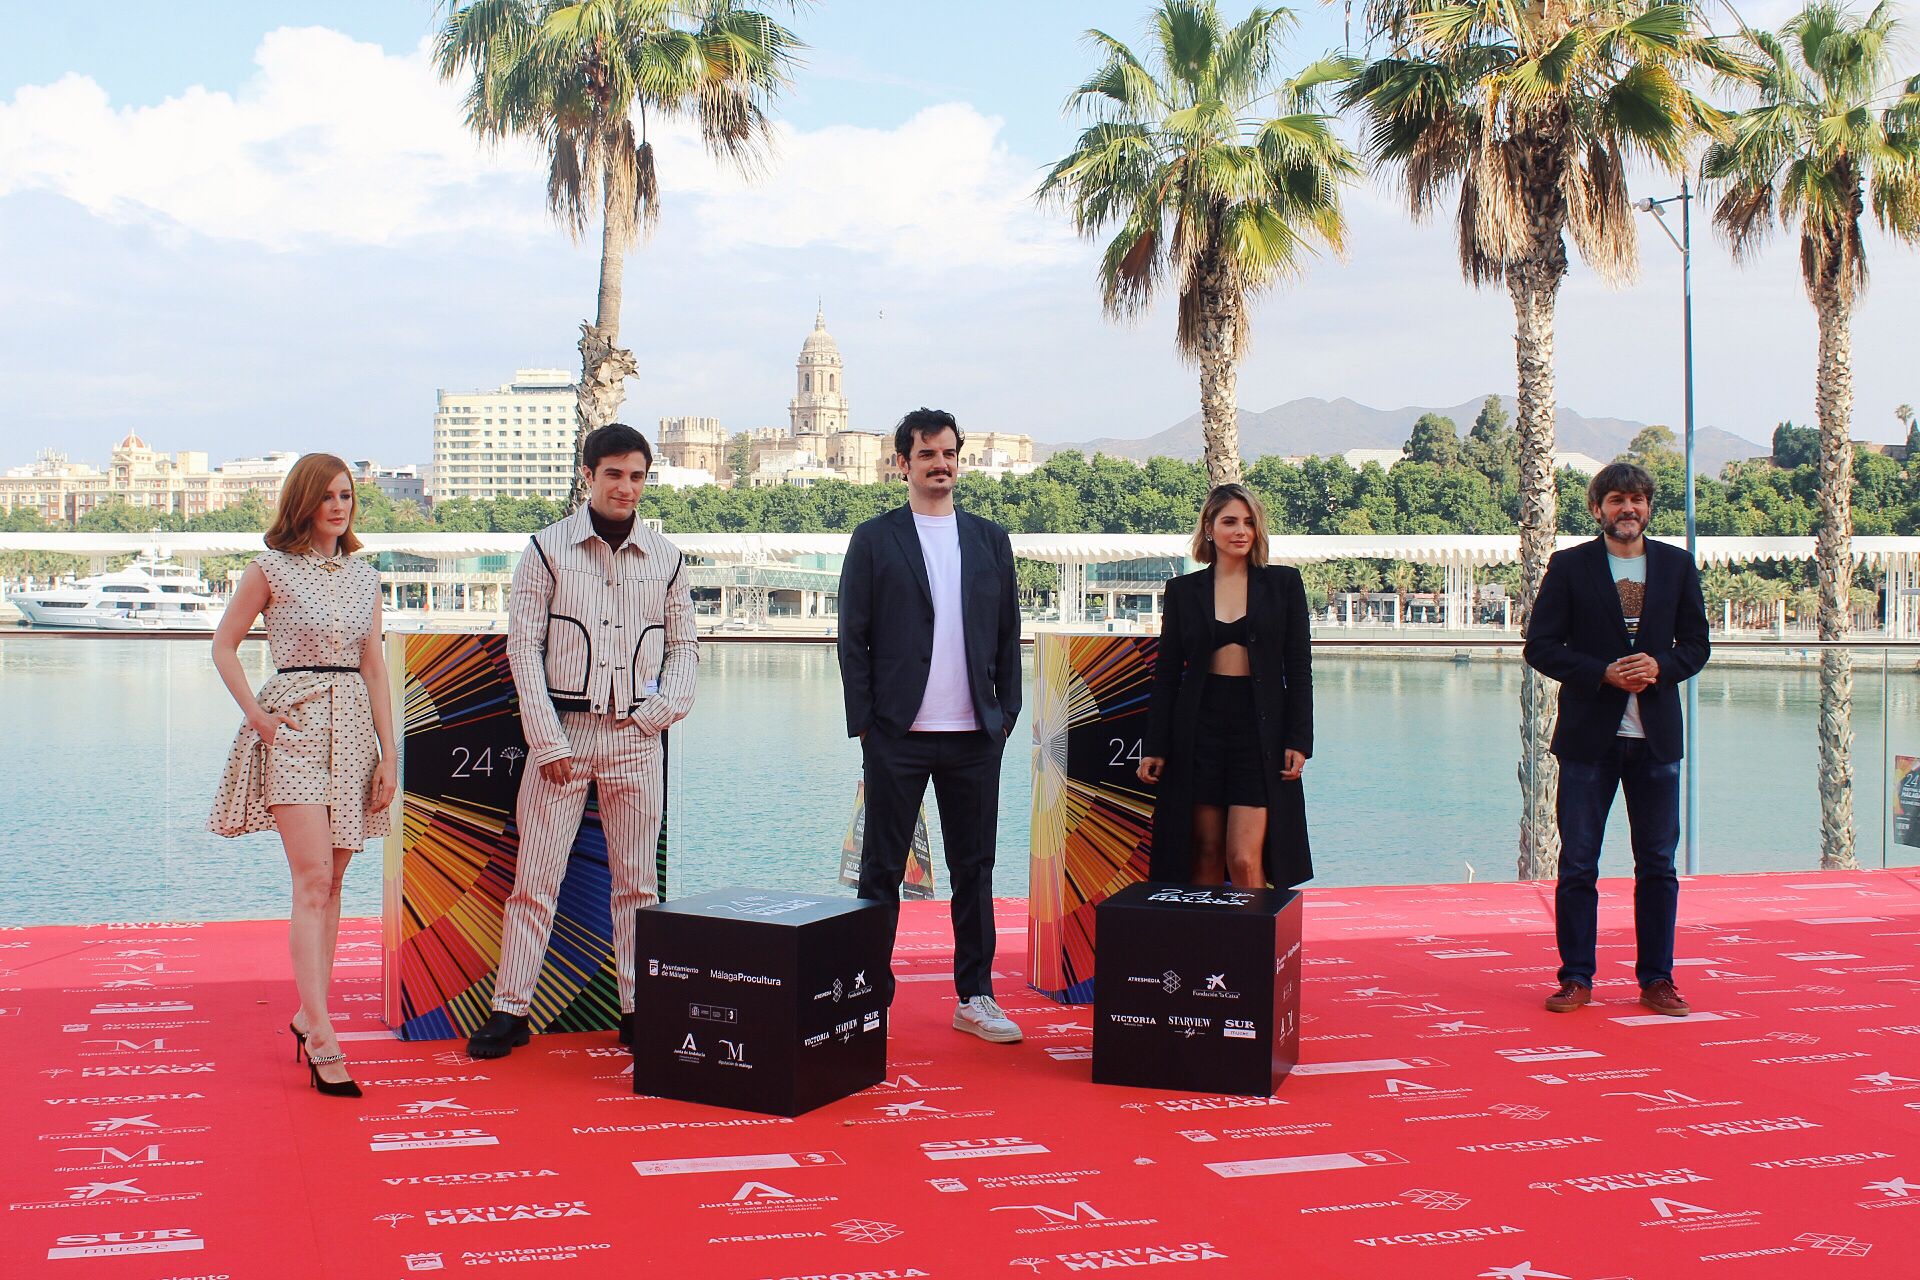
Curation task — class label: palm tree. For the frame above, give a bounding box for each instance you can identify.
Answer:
[1038,1,1359,486]
[1346,560,1383,611]
[1791,585,1820,629]
[1701,0,1920,869]
[1701,562,1737,625]
[1297,559,1335,609]
[1342,0,1739,878]
[437,0,801,506]
[1386,560,1417,624]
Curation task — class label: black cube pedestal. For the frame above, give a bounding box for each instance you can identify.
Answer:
[634,888,889,1117]
[1092,883,1302,1097]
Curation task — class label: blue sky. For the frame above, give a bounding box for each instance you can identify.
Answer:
[2,0,1915,472]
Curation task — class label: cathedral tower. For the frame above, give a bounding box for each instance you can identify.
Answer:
[788,306,849,435]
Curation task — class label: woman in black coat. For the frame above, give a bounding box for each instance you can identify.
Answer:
[1137,483,1312,889]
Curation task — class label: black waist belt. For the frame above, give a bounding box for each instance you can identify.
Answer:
[550,696,640,715]
[280,665,359,674]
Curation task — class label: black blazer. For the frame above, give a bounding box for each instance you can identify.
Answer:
[1523,537,1711,764]
[1143,564,1314,889]
[837,504,1023,739]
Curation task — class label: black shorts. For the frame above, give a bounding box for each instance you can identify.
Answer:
[1189,675,1267,809]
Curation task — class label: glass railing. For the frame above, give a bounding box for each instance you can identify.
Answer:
[3,630,1915,926]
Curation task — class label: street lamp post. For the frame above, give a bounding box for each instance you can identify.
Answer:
[1634,180,1699,875]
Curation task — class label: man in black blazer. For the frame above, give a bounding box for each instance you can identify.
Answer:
[837,408,1024,1043]
[1525,461,1710,1017]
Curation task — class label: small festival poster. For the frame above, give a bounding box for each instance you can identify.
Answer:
[839,779,936,900]
[1895,756,1920,850]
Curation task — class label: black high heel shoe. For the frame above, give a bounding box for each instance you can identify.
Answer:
[289,1021,307,1062]
[304,1048,363,1099]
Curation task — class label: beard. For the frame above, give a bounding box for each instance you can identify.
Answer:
[1600,513,1644,541]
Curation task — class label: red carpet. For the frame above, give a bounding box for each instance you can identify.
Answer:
[7,869,1920,1280]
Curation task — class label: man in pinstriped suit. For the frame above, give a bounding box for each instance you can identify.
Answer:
[468,423,699,1059]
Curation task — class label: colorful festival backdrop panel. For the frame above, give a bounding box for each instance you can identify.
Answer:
[838,779,937,900]
[1028,632,1156,1004]
[383,632,668,1040]
[1897,755,1920,850]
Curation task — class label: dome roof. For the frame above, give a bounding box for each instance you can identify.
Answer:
[800,306,839,356]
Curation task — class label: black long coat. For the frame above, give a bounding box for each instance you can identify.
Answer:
[1143,564,1314,889]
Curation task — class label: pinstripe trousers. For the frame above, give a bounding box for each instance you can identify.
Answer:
[493,711,663,1017]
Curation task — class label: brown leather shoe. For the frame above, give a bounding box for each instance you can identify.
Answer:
[1640,979,1691,1017]
[1544,981,1591,1013]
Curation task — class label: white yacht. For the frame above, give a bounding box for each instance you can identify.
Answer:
[9,552,228,630]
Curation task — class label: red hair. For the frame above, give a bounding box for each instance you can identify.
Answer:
[265,453,361,555]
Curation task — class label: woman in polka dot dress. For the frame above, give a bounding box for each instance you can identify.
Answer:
[209,453,396,1097]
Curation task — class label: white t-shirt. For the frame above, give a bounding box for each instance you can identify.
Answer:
[1609,552,1648,739]
[910,511,980,732]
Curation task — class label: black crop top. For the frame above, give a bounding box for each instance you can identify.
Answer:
[1210,614,1250,649]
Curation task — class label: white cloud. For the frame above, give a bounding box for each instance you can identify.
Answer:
[658,103,1073,271]
[0,28,542,247]
[0,26,1070,270]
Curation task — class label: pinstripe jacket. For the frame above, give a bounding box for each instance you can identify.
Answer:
[506,505,699,766]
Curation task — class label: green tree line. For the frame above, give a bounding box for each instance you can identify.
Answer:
[10,397,1912,599]
[9,398,1917,543]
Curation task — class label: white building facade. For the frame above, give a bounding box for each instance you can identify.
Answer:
[432,369,579,502]
[0,439,297,525]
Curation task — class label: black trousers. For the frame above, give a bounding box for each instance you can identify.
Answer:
[858,727,1004,1001]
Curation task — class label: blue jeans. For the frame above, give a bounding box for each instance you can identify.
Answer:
[1554,738,1680,989]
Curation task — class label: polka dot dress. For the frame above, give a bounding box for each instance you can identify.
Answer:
[208,549,391,849]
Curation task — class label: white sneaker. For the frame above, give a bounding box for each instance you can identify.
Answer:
[953,995,1023,1043]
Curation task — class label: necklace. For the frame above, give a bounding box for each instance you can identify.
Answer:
[313,548,345,573]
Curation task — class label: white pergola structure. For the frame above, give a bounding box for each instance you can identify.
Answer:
[4,531,1918,636]
[1008,533,1920,636]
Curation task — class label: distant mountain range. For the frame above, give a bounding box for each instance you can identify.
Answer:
[1043,395,1769,476]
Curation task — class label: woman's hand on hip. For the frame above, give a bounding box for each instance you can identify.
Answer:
[248,710,296,746]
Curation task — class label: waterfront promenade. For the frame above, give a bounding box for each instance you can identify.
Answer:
[6,531,1919,639]
[8,870,1918,1279]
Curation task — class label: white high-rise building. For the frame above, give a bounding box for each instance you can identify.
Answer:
[432,369,579,502]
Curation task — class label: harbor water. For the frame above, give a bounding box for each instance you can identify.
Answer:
[2,637,1916,925]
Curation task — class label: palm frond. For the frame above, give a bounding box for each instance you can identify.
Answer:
[1412,5,1490,50]
[1156,0,1221,92]
[545,126,593,237]
[1351,0,1757,289]
[1283,54,1359,111]
[1212,5,1296,102]
[1597,63,1691,169]
[1503,27,1589,110]
[1040,0,1353,325]
[1563,139,1636,284]
[1698,0,1918,302]
[1099,206,1167,319]
[1070,30,1168,117]
[437,0,800,249]
[1869,160,1920,240]
[1449,164,1501,286]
